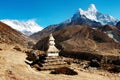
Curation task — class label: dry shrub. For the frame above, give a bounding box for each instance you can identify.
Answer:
[13,46,21,51]
[50,67,78,75]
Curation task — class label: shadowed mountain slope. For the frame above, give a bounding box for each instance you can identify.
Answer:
[33,25,120,53]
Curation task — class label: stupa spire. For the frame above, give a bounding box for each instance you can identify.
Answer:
[47,34,59,56]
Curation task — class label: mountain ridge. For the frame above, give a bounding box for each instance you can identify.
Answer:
[69,4,118,26]
[0,21,35,46]
[1,19,43,36]
[31,4,119,41]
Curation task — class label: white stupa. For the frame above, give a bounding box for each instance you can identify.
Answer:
[47,34,59,56]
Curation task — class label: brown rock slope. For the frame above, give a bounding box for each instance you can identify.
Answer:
[33,25,120,65]
[34,25,118,52]
[0,21,35,46]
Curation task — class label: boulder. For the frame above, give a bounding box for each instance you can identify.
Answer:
[50,67,78,75]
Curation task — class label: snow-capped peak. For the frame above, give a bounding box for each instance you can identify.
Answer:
[72,4,118,25]
[87,4,97,12]
[1,19,43,36]
[78,4,98,21]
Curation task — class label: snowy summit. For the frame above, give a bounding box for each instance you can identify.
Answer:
[78,4,98,21]
[72,4,118,25]
[1,19,43,36]
[87,4,97,12]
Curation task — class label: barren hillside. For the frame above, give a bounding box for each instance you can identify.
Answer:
[34,25,120,53]
[0,21,35,47]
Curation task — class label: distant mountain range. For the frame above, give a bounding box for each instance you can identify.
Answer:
[30,4,119,41]
[1,4,119,36]
[1,19,43,36]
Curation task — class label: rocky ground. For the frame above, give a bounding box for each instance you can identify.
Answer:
[0,43,119,80]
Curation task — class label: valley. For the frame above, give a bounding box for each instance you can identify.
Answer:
[0,3,120,80]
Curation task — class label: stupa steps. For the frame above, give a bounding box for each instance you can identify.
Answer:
[44,59,64,62]
[45,56,63,59]
[38,56,68,70]
[44,56,65,62]
[43,60,66,64]
[39,64,68,70]
[42,62,67,66]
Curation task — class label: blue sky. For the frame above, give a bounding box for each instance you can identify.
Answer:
[0,0,120,27]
